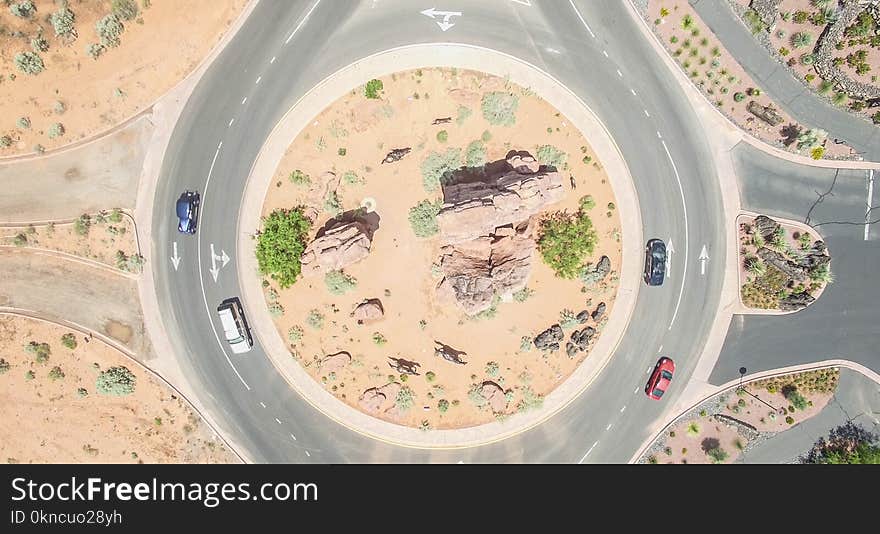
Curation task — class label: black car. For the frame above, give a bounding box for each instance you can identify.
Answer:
[176,191,200,234]
[644,238,667,286]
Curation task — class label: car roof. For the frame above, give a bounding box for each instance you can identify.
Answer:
[176,197,191,218]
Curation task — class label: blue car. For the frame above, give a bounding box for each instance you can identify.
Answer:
[644,238,666,286]
[176,191,200,234]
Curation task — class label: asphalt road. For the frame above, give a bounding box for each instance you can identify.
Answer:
[152,0,726,462]
[708,141,879,385]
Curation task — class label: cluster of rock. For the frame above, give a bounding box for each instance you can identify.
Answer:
[812,1,880,101]
[747,101,783,126]
[533,301,607,357]
[300,219,372,277]
[580,255,612,287]
[434,152,565,315]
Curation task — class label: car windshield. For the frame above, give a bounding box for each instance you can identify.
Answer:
[652,388,665,397]
[653,250,665,260]
[228,334,245,344]
[176,199,190,219]
[661,370,673,380]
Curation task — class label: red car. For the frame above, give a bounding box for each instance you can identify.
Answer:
[645,357,675,400]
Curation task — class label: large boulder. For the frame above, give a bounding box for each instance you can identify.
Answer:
[436,158,565,244]
[534,324,564,352]
[436,231,535,315]
[358,388,386,413]
[300,220,372,277]
[320,351,351,373]
[477,381,508,413]
[779,292,816,311]
[352,299,384,324]
[756,247,808,282]
[753,215,781,242]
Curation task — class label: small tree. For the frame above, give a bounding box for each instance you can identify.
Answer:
[14,52,44,75]
[96,14,124,48]
[255,208,312,288]
[60,333,78,350]
[96,366,136,396]
[537,203,598,279]
[408,199,442,238]
[111,0,139,21]
[48,123,65,139]
[364,79,383,99]
[9,1,36,18]
[481,91,519,126]
[51,7,77,39]
[25,341,51,363]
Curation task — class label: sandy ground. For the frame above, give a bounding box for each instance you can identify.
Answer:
[0,314,235,464]
[260,68,622,430]
[648,0,854,158]
[0,248,149,358]
[0,210,137,269]
[646,369,838,464]
[737,214,829,310]
[0,114,150,222]
[0,0,246,156]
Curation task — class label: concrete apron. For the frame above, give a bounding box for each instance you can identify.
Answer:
[237,43,644,449]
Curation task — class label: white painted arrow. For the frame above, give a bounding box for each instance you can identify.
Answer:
[171,241,181,271]
[699,244,709,276]
[220,249,230,268]
[209,243,230,282]
[421,7,462,31]
[665,238,674,279]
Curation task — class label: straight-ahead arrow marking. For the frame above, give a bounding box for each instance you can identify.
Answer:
[665,237,674,279]
[699,244,709,276]
[171,241,181,271]
[209,243,220,282]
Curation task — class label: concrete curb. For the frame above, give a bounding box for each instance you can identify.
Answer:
[0,246,137,279]
[236,44,643,449]
[0,309,245,464]
[629,359,880,463]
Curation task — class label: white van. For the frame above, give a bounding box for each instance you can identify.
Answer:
[217,298,253,354]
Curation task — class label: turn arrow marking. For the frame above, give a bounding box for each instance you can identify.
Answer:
[420,7,462,32]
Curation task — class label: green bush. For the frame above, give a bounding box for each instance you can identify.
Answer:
[60,333,78,350]
[288,169,310,185]
[364,79,383,99]
[559,309,579,330]
[465,140,487,168]
[48,366,65,381]
[17,117,31,129]
[51,7,76,38]
[437,399,449,413]
[535,145,566,167]
[537,205,598,279]
[324,270,357,295]
[87,43,105,59]
[96,14,124,48]
[425,371,436,382]
[420,148,460,192]
[74,214,91,236]
[77,387,88,397]
[9,1,35,18]
[512,287,534,302]
[784,387,809,411]
[306,309,324,329]
[372,332,387,346]
[323,190,342,216]
[408,198,442,238]
[481,130,492,142]
[111,0,139,21]
[485,361,499,377]
[436,130,448,143]
[785,415,795,424]
[516,387,544,412]
[706,446,729,463]
[287,325,304,344]
[481,91,519,126]
[15,52,44,75]
[395,386,415,411]
[25,370,35,380]
[31,36,49,53]
[96,366,136,395]
[109,209,123,223]
[13,233,27,247]
[455,105,472,126]
[256,208,312,288]
[687,422,700,436]
[47,123,65,139]
[25,341,51,363]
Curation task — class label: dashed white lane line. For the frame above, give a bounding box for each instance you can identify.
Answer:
[275,418,282,425]
[656,131,662,139]
[616,69,623,77]
[644,109,651,117]
[305,450,311,457]
[658,344,663,353]
[633,387,639,394]
[228,118,235,127]
[661,140,690,330]
[290,434,297,441]
[620,405,626,413]
[255,76,262,85]
[569,0,596,38]
[270,56,276,64]
[578,441,599,463]
[866,169,874,241]
[630,88,637,96]
[241,97,247,105]
[602,49,609,58]
[259,402,266,408]
[286,0,322,44]
[606,423,613,431]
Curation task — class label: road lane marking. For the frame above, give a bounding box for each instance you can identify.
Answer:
[241,97,247,105]
[275,418,282,425]
[255,76,262,85]
[287,0,322,44]
[606,423,613,430]
[658,345,663,352]
[569,0,596,38]
[260,402,266,408]
[644,109,650,117]
[633,387,639,394]
[602,50,608,57]
[661,140,690,330]
[620,405,626,413]
[656,131,662,139]
[867,169,874,241]
[699,244,709,275]
[616,69,623,77]
[630,88,637,96]
[578,441,599,463]
[290,433,297,441]
[196,142,250,391]
[270,56,276,64]
[305,450,311,457]
[228,118,235,127]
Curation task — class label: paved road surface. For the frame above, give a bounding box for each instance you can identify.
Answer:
[708,141,879,385]
[152,0,726,463]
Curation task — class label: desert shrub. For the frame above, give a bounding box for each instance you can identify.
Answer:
[436,130,448,143]
[481,91,519,126]
[744,9,766,34]
[256,208,312,288]
[109,209,123,223]
[306,309,324,329]
[15,52,44,75]
[687,422,700,436]
[96,366,136,396]
[25,341,51,363]
[535,145,567,167]
[481,130,492,142]
[425,371,436,382]
[112,0,139,20]
[9,1,35,18]
[51,7,76,38]
[17,117,30,129]
[408,198,442,238]
[437,399,449,413]
[485,361,499,377]
[465,140,487,168]
[337,147,346,156]
[538,205,598,279]
[559,309,579,330]
[784,387,809,411]
[420,148,460,192]
[31,36,49,53]
[372,332,387,345]
[519,336,533,352]
[342,171,362,185]
[324,270,357,295]
[512,287,534,302]
[706,446,729,463]
[785,415,795,424]
[25,370,35,380]
[797,128,826,150]
[287,325,304,344]
[48,366,65,381]
[0,359,10,374]
[516,387,544,412]
[60,333,78,350]
[73,214,91,236]
[87,43,105,59]
[455,105,472,126]
[77,387,88,397]
[47,123,65,139]
[13,233,27,246]
[288,169,310,186]
[791,31,813,48]
[364,79,383,99]
[96,14,124,48]
[395,386,415,411]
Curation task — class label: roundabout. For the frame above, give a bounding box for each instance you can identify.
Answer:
[149,0,726,462]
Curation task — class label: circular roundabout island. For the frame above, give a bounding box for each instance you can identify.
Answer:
[239,48,641,444]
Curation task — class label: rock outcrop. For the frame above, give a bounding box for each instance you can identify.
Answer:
[300,220,372,277]
[591,302,606,322]
[358,382,401,414]
[534,324,564,352]
[476,381,508,413]
[436,230,535,315]
[320,351,351,373]
[351,299,384,324]
[779,292,816,311]
[435,154,564,244]
[756,247,809,282]
[753,215,781,242]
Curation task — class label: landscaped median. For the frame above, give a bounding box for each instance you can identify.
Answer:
[236,44,642,448]
[736,212,831,313]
